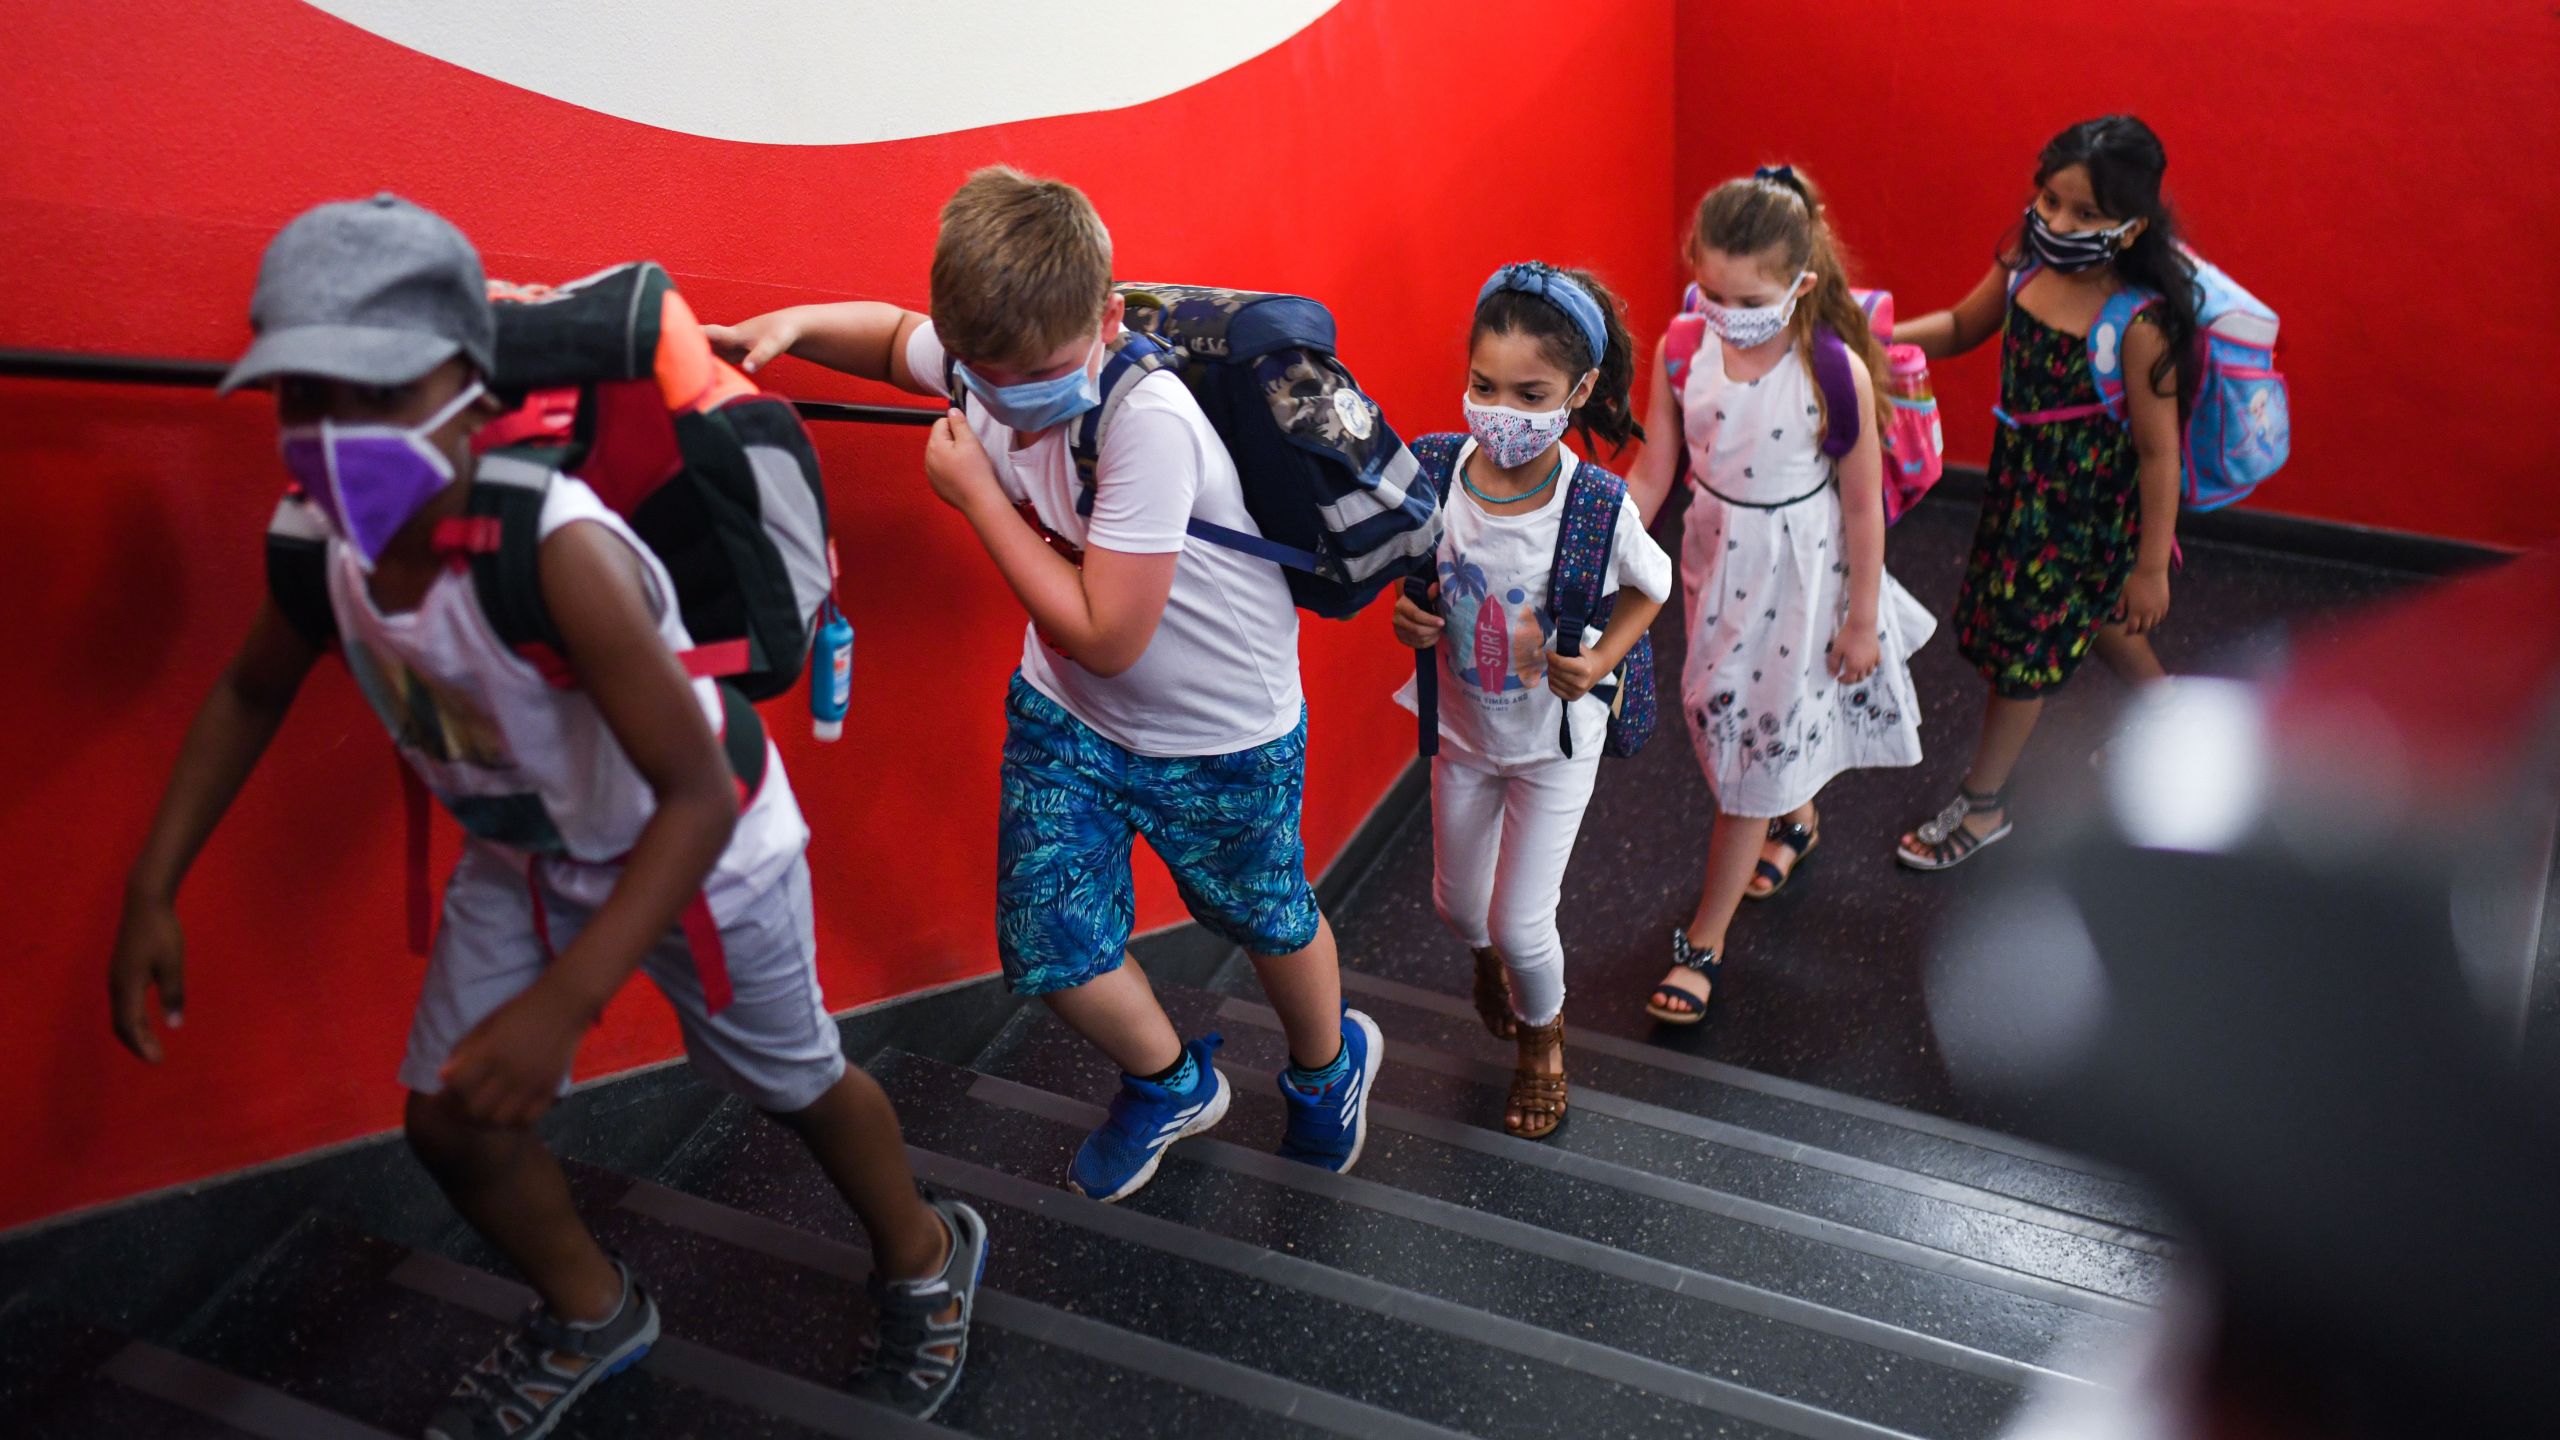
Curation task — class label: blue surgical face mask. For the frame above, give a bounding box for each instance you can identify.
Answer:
[955,337,1102,433]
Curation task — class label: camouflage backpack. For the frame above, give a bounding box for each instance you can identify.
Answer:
[1071,283,1441,619]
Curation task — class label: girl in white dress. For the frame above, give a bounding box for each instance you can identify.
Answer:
[1625,166,1936,1024]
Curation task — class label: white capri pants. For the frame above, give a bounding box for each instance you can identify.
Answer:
[401,841,848,1114]
[1429,742,1603,1027]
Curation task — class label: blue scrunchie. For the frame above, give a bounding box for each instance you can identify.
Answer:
[1477,262,1609,368]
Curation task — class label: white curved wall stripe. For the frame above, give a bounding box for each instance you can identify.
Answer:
[300,1,1342,145]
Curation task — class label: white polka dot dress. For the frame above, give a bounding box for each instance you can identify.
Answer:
[1676,333,1934,818]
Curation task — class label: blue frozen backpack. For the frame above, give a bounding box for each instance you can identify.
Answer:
[2051,247,2290,510]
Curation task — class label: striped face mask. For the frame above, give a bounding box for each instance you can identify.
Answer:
[2023,207,2136,274]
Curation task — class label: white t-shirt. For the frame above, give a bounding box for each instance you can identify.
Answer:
[320,468,808,924]
[907,322,1303,757]
[1394,440,1674,767]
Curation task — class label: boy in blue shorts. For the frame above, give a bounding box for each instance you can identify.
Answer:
[711,167,1381,1202]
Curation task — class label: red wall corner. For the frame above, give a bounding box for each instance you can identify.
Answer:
[1673,0,2560,550]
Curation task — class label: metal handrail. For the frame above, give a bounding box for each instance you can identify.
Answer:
[0,347,943,427]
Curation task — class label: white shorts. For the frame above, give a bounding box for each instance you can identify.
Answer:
[400,842,847,1113]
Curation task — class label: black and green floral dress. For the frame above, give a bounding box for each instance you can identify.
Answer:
[1954,299,2144,698]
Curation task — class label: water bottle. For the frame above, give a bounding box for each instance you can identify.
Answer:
[809,602,853,742]
[1881,344,1945,522]
[1887,345,1934,405]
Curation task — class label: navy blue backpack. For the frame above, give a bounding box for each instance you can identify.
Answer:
[1061,283,1440,619]
[1403,433,1657,761]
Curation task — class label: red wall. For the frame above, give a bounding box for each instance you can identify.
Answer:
[1675,0,2560,550]
[0,0,1675,1229]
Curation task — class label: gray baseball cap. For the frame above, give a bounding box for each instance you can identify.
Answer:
[219,193,496,395]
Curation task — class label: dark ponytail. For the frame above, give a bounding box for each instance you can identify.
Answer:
[1471,264,1643,454]
[2004,115,2201,400]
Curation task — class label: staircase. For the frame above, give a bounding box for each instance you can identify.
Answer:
[0,947,2172,1440]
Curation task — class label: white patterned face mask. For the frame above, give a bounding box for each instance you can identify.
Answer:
[1696,270,1811,349]
[1462,391,1575,469]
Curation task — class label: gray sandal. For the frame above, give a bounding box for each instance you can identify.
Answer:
[855,1194,989,1420]
[1898,788,2012,871]
[426,1261,659,1440]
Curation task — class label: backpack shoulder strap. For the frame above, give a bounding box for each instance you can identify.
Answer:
[263,490,339,653]
[1547,459,1628,759]
[1402,430,1469,761]
[1549,459,1626,655]
[1663,314,1708,398]
[2089,286,2161,421]
[446,451,566,665]
[1067,331,1178,518]
[1808,326,1861,459]
[2006,262,2040,301]
[1409,431,1468,501]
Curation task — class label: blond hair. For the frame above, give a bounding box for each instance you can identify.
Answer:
[1688,167,1892,438]
[929,166,1113,365]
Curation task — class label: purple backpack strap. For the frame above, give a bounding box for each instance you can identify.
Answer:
[1809,327,1860,458]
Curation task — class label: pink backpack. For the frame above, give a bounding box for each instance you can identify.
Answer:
[1664,286,1945,524]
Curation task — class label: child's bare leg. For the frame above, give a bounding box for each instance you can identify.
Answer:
[404,1090,621,1321]
[768,1069,951,1284]
[1658,812,1769,1005]
[1248,914,1347,1070]
[1902,691,2043,859]
[1042,959,1185,1075]
[2094,623,2169,687]
[1748,797,1823,895]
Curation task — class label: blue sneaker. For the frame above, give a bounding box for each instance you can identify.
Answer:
[1275,1008,1384,1173]
[1068,1035,1231,1203]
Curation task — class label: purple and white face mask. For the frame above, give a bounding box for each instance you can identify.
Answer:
[1461,387,1579,470]
[278,380,484,570]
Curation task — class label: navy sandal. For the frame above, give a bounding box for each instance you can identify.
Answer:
[1745,815,1820,900]
[1645,931,1723,1026]
[1897,787,2012,872]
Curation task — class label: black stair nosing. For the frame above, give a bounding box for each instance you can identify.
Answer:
[1335,969,2132,1183]
[175,1209,860,1440]
[384,1249,967,1440]
[0,1302,258,1440]
[97,1341,401,1440]
[611,1178,1481,1440]
[900,1146,1935,1440]
[1218,995,2173,1257]
[965,993,2140,1372]
[1291,982,2175,1242]
[943,1056,2089,1398]
[582,1147,1454,1440]
[1208,1056,2148,1326]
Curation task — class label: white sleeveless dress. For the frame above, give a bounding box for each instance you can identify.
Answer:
[1678,333,1934,818]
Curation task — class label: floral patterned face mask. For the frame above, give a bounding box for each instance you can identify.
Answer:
[1461,375,1588,469]
[1696,271,1811,350]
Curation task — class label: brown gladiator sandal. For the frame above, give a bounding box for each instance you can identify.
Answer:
[1470,947,1517,1039]
[1505,1016,1568,1140]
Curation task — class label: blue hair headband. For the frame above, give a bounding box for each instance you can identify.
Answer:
[1753,164,1809,203]
[1477,262,1608,368]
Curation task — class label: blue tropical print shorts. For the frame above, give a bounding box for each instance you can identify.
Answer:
[997,674,1322,996]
